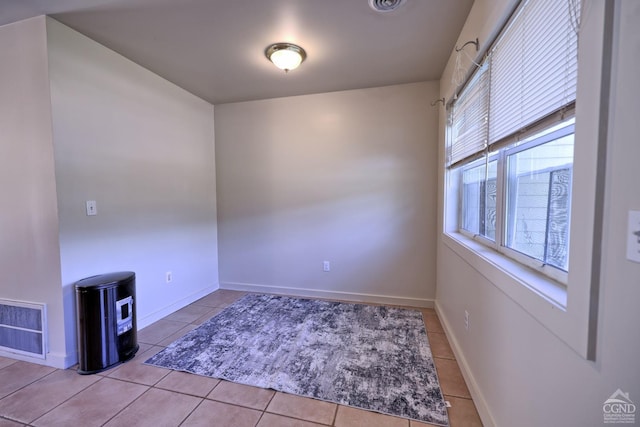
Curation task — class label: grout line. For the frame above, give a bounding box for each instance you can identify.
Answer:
[200,397,268,414]
[254,410,266,426]
[262,410,334,426]
[443,393,475,402]
[263,389,277,411]
[0,366,59,402]
[331,404,339,426]
[28,375,107,426]
[99,386,153,426]
[177,397,206,427]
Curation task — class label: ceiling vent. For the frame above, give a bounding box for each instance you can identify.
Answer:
[368,0,406,13]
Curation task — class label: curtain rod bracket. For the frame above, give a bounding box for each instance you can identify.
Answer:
[431,98,445,107]
[455,37,479,52]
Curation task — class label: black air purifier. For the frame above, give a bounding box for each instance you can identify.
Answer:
[75,271,138,374]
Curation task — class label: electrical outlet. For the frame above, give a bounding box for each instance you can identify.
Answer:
[166,271,172,283]
[464,310,469,331]
[85,200,97,216]
[323,261,331,272]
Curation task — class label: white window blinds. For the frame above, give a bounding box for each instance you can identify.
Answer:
[488,0,578,144]
[447,0,579,167]
[447,64,489,167]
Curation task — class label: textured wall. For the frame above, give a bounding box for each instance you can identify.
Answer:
[46,18,219,364]
[215,82,439,306]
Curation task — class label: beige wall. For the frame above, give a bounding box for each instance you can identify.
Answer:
[46,18,219,364]
[0,17,66,366]
[215,82,439,306]
[436,1,640,426]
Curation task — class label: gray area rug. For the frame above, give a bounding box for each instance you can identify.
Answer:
[145,294,449,426]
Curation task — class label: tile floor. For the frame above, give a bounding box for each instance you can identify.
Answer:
[0,290,482,427]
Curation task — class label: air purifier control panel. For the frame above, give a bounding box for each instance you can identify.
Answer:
[116,296,134,336]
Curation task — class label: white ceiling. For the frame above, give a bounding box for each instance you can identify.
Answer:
[0,0,473,104]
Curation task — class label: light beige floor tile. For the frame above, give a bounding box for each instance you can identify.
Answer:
[409,420,441,426]
[32,377,148,427]
[0,362,55,399]
[422,311,444,334]
[0,369,99,423]
[155,371,219,397]
[0,417,24,426]
[444,396,483,427]
[257,412,329,427]
[164,304,214,323]
[0,357,17,370]
[192,290,246,308]
[157,324,198,346]
[181,399,261,427]
[208,380,274,410]
[104,388,201,427]
[107,346,170,385]
[137,319,190,345]
[334,406,408,427]
[433,358,471,398]
[266,393,336,425]
[191,307,224,325]
[427,332,455,360]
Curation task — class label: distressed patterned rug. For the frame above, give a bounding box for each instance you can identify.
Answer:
[145,294,449,426]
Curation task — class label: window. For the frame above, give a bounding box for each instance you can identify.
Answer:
[446,0,579,285]
[461,158,497,241]
[504,123,574,272]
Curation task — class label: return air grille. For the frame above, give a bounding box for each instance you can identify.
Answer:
[0,300,46,359]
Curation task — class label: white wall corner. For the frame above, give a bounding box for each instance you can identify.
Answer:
[136,283,220,330]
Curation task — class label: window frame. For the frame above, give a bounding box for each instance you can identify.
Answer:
[440,0,615,362]
[456,120,574,285]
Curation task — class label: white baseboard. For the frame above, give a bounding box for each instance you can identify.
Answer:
[220,281,434,308]
[137,283,220,329]
[46,351,76,369]
[435,301,497,427]
[0,349,72,369]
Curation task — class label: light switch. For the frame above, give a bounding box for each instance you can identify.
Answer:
[86,200,97,216]
[627,210,640,263]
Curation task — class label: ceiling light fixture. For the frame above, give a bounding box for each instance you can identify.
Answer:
[265,43,307,73]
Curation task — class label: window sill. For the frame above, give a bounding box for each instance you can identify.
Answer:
[443,231,567,312]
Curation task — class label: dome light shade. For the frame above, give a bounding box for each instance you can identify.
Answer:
[265,43,307,72]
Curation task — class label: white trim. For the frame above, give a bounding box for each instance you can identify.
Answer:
[0,349,70,369]
[455,120,575,285]
[136,283,220,330]
[444,232,567,308]
[435,300,497,427]
[219,282,435,309]
[442,231,585,358]
[44,351,74,369]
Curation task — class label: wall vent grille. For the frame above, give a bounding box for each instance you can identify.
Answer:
[369,0,406,13]
[0,300,47,359]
